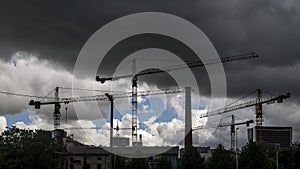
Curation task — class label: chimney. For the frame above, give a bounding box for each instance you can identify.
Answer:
[185,87,192,148]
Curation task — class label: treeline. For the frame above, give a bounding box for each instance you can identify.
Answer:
[116,142,300,169]
[0,127,60,169]
[117,142,300,169]
[179,143,300,169]
[1,127,300,169]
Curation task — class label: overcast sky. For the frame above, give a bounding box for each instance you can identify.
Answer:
[0,0,299,148]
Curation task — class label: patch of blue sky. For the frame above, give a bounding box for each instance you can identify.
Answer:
[138,96,167,121]
[139,122,148,130]
[97,109,126,129]
[12,60,17,67]
[155,106,178,122]
[195,104,206,110]
[137,96,151,111]
[113,110,123,120]
[92,119,106,130]
[5,111,32,127]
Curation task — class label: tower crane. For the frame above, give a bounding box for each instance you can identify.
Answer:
[223,115,254,150]
[96,52,259,144]
[28,87,184,129]
[177,115,253,150]
[214,115,254,150]
[28,86,184,146]
[199,89,291,143]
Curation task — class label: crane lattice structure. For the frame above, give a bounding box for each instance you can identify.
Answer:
[223,115,254,150]
[1,86,184,146]
[177,115,253,150]
[96,52,259,145]
[199,89,291,143]
[215,115,253,150]
[28,87,184,129]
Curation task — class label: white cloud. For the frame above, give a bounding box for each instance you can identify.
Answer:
[14,113,53,131]
[0,52,194,147]
[2,51,299,149]
[0,52,72,115]
[0,116,7,133]
[143,117,185,146]
[0,52,126,121]
[13,112,109,146]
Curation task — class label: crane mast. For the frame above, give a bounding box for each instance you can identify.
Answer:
[199,89,290,143]
[219,115,254,150]
[54,87,61,129]
[255,89,263,126]
[132,76,138,144]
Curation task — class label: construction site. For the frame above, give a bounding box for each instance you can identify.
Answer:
[0,51,294,169]
[1,1,300,169]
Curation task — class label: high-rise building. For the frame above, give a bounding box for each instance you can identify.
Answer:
[248,126,292,147]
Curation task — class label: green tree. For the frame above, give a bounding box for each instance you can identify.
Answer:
[239,141,275,169]
[156,156,173,169]
[179,146,206,169]
[206,144,234,169]
[279,147,293,169]
[0,127,59,169]
[279,143,300,169]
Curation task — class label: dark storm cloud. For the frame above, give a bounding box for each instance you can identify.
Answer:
[97,33,211,96]
[1,0,299,98]
[1,0,300,144]
[1,0,299,66]
[0,0,202,70]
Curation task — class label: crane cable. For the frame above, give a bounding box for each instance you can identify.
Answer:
[261,90,275,97]
[58,86,124,93]
[224,89,276,109]
[224,89,259,107]
[40,88,56,101]
[0,91,54,99]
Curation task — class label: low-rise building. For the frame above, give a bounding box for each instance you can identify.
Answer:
[66,146,110,169]
[63,145,179,169]
[180,146,212,161]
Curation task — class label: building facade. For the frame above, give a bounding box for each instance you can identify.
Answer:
[63,146,179,169]
[248,126,293,147]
